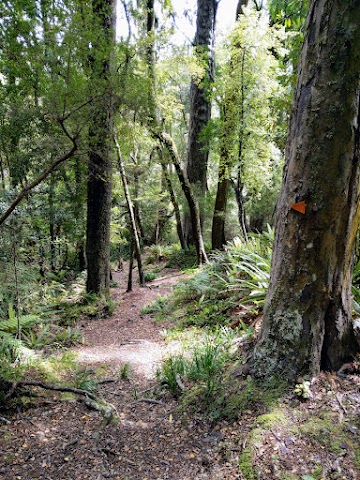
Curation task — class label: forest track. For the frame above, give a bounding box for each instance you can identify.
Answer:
[0,265,239,480]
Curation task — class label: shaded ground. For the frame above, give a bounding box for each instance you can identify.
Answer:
[0,264,359,480]
[0,267,240,479]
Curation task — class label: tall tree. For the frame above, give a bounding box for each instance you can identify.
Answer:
[252,0,360,380]
[184,0,218,246]
[86,0,116,296]
[212,7,285,248]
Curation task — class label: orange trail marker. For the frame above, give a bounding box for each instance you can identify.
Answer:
[291,200,306,214]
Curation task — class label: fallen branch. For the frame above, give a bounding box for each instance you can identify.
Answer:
[335,393,348,414]
[176,373,185,391]
[131,398,165,406]
[97,378,118,385]
[0,415,11,425]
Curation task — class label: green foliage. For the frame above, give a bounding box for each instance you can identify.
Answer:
[141,295,171,318]
[165,246,198,270]
[294,380,312,399]
[211,228,273,310]
[144,271,158,282]
[268,0,308,83]
[118,363,131,380]
[239,447,258,480]
[146,244,174,264]
[158,328,241,414]
[0,310,42,336]
[214,6,288,230]
[174,270,215,303]
[69,368,97,394]
[157,355,188,397]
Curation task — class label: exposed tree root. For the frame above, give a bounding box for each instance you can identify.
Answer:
[4,380,98,402]
[2,379,117,419]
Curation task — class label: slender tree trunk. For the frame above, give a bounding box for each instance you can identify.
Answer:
[161,159,186,249]
[146,0,156,124]
[236,0,249,17]
[127,241,134,292]
[184,0,218,246]
[114,136,144,286]
[212,161,228,250]
[155,132,208,264]
[0,153,5,189]
[151,171,169,245]
[234,162,248,240]
[212,99,233,250]
[235,47,248,240]
[133,172,145,242]
[252,0,360,380]
[85,0,115,296]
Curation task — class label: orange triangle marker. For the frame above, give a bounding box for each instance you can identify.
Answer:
[291,200,306,214]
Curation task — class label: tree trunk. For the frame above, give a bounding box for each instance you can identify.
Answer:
[161,159,186,250]
[85,0,115,296]
[127,241,134,293]
[114,136,145,286]
[155,132,208,265]
[252,0,360,380]
[133,172,145,242]
[146,0,157,124]
[212,155,228,250]
[151,170,168,245]
[184,0,218,245]
[48,176,56,272]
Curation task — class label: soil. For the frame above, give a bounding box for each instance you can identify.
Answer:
[0,264,359,480]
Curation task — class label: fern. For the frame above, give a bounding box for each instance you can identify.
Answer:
[0,331,24,358]
[0,314,42,335]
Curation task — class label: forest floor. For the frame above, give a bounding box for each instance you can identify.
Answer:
[0,263,360,480]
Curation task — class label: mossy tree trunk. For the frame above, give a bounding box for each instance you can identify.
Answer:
[86,0,115,296]
[252,0,360,380]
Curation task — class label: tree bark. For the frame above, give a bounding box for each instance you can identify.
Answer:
[145,0,157,126]
[114,136,144,286]
[133,171,145,242]
[184,0,218,245]
[48,176,56,272]
[127,240,134,292]
[252,0,360,380]
[161,159,186,250]
[85,0,115,296]
[212,109,229,250]
[154,132,208,264]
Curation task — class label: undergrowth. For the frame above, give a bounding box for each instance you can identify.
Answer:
[143,229,273,329]
[0,273,116,407]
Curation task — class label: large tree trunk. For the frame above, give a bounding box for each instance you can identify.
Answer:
[184,0,217,246]
[252,0,360,380]
[86,0,115,296]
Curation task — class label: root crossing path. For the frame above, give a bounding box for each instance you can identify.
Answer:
[0,267,239,480]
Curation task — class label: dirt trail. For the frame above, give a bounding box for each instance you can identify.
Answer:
[0,267,239,480]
